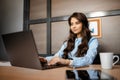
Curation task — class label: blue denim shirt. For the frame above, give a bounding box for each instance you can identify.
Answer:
[46,37,98,67]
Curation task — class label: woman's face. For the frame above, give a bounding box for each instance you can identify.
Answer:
[70,17,82,37]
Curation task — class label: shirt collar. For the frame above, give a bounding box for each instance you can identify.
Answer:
[76,37,82,41]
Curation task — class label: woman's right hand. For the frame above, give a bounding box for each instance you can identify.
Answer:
[39,57,47,63]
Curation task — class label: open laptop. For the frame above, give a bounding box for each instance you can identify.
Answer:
[2,30,65,70]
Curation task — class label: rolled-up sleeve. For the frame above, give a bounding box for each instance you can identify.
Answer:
[70,37,98,67]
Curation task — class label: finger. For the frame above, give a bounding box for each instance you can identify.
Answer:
[48,61,56,65]
[39,56,45,59]
[39,58,47,63]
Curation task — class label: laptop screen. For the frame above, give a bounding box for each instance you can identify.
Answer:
[2,30,42,69]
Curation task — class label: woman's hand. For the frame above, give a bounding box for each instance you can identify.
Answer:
[39,57,47,63]
[48,57,70,65]
[48,57,60,65]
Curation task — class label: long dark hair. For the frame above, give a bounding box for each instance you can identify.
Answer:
[62,12,92,59]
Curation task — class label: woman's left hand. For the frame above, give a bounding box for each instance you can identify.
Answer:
[48,57,70,65]
[48,57,60,65]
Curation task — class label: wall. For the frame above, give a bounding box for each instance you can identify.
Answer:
[51,0,120,54]
[0,0,23,60]
[52,0,120,17]
[30,0,120,54]
[0,0,23,34]
[98,16,120,54]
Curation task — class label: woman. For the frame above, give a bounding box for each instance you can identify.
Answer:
[40,12,98,67]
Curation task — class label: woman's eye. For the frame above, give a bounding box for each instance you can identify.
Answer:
[71,23,73,26]
[76,22,80,24]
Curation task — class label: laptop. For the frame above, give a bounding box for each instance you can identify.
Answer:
[2,30,65,70]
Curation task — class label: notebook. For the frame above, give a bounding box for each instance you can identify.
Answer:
[2,30,65,70]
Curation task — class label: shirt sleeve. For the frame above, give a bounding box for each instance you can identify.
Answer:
[70,37,99,67]
[45,42,67,62]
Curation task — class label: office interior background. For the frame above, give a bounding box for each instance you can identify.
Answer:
[0,0,120,61]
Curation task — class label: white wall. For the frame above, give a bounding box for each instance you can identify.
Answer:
[0,0,23,34]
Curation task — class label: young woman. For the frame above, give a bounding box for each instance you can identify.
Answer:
[40,12,98,67]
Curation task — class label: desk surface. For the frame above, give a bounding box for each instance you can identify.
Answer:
[0,65,120,80]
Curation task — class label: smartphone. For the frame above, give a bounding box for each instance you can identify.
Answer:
[66,69,115,80]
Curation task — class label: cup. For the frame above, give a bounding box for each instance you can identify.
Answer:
[100,52,119,69]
